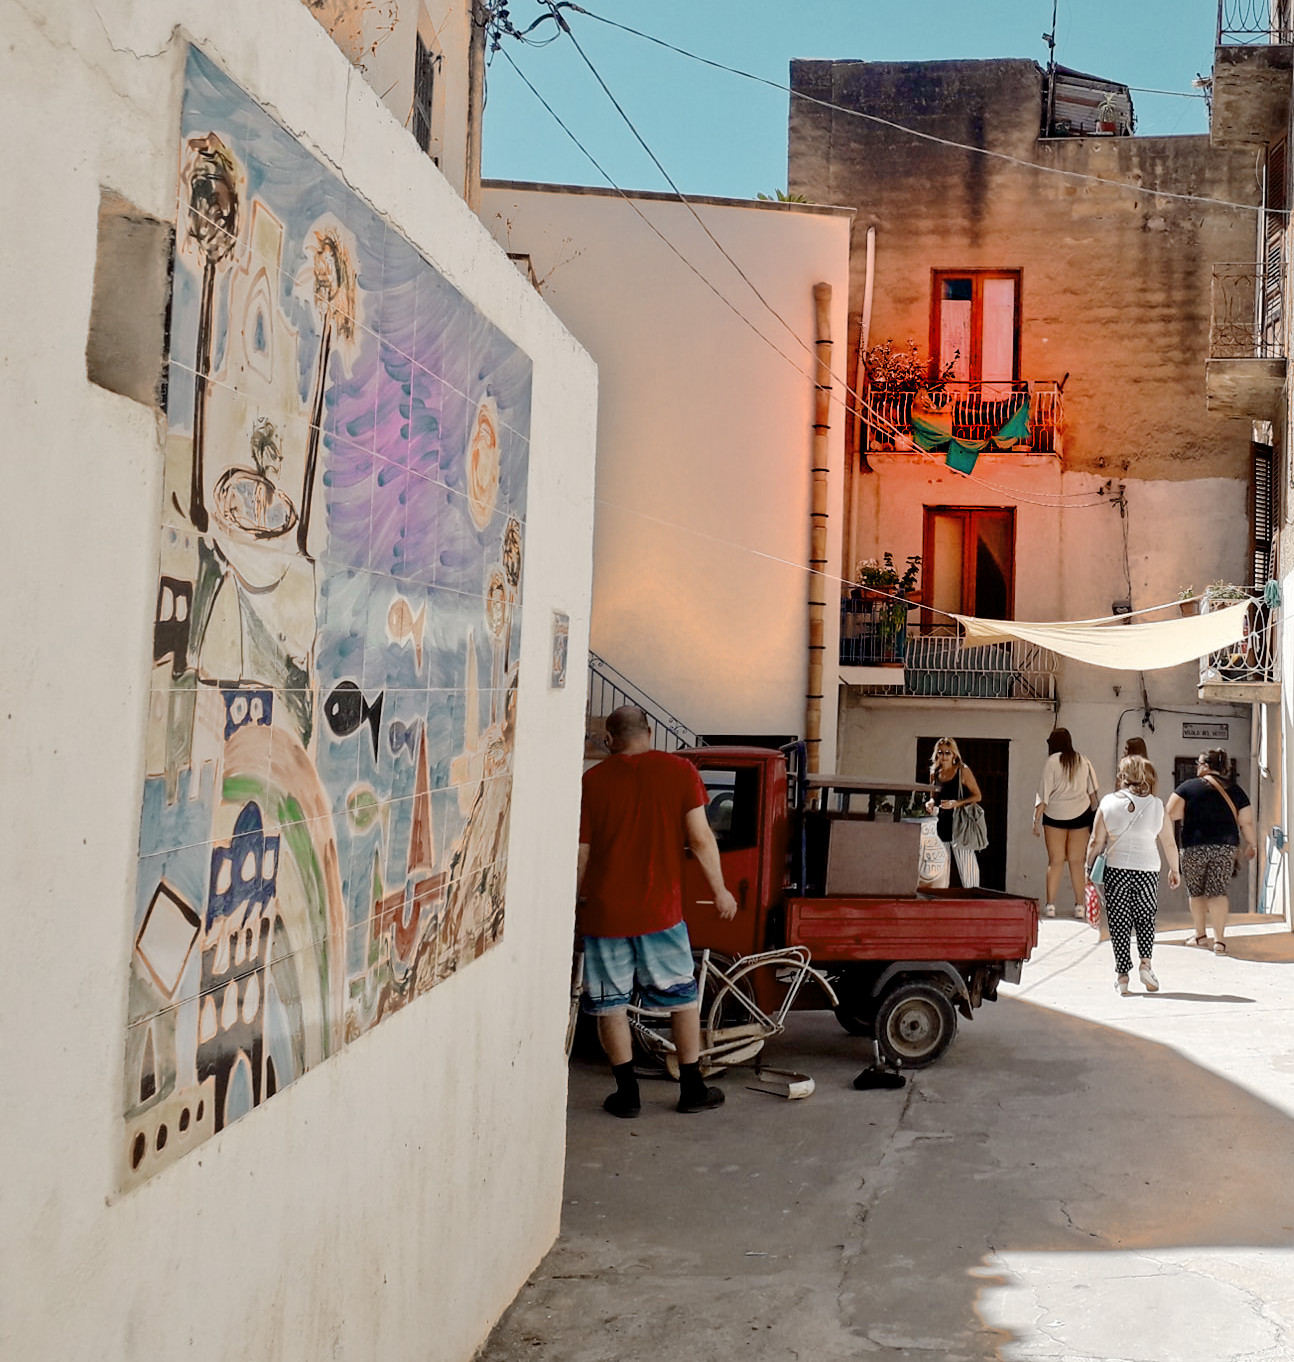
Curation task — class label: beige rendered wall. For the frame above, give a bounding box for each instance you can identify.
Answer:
[480,183,852,756]
[0,2,595,1359]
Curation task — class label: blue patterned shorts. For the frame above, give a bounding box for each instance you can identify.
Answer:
[581,921,699,1014]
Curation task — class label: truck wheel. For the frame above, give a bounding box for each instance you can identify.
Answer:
[875,982,957,1069]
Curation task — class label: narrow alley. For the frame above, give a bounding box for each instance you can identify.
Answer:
[481,913,1294,1362]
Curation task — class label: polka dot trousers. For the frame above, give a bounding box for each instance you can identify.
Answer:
[1103,866,1160,976]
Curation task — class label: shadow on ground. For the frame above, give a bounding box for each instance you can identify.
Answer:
[477,930,1294,1361]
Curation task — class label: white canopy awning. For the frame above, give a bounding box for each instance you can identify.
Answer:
[953,600,1250,671]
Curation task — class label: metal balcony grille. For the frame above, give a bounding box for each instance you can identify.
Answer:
[1218,0,1294,43]
[862,381,1062,455]
[840,616,1058,701]
[1199,596,1281,689]
[1210,263,1286,358]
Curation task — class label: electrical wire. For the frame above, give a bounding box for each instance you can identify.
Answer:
[1126,85,1209,99]
[558,4,1271,217]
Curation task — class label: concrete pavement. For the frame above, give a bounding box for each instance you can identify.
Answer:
[478,914,1294,1361]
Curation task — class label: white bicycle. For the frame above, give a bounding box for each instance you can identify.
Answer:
[569,944,837,1078]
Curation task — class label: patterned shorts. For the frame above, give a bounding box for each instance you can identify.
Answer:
[581,921,699,1015]
[1182,843,1236,897]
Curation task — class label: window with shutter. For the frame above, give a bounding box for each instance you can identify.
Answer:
[930,271,1022,398]
[1262,139,1285,359]
[1253,442,1276,586]
[413,33,439,159]
[922,506,1016,627]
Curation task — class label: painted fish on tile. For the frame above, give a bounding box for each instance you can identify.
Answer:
[324,680,384,760]
[387,596,426,672]
[389,719,421,758]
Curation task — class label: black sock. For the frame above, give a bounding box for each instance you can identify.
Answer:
[678,1061,707,1103]
[612,1060,639,1101]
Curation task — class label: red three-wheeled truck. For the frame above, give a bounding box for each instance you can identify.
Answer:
[665,743,1039,1070]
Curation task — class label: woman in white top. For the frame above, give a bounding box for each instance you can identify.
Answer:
[1086,755,1181,996]
[1032,728,1099,919]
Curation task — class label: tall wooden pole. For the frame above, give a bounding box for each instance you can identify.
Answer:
[807,282,832,773]
[465,2,487,211]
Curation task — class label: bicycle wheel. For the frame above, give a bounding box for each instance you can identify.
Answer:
[702,961,770,1072]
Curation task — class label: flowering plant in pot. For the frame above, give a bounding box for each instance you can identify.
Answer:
[850,554,921,663]
[862,339,958,393]
[856,552,921,598]
[1203,580,1250,601]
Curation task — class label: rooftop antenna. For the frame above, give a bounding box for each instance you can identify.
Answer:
[1043,0,1058,135]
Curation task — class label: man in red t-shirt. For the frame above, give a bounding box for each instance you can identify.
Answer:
[578,705,737,1117]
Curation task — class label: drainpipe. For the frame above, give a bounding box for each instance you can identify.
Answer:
[465,2,487,212]
[807,282,833,773]
[860,226,876,355]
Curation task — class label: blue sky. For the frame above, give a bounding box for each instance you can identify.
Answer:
[482,0,1219,198]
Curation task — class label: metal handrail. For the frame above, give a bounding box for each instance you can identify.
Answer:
[587,651,703,751]
[1218,0,1294,44]
[862,379,1062,454]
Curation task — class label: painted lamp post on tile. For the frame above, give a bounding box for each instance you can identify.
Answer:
[183,134,241,534]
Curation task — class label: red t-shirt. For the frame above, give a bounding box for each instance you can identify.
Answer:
[578,750,708,939]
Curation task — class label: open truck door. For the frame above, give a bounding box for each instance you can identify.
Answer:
[680,748,788,959]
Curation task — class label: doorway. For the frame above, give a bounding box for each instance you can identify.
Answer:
[916,736,1011,890]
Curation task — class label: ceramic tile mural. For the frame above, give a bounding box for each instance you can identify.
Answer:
[123,48,531,1186]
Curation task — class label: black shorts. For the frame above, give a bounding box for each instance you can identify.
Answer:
[1042,808,1095,830]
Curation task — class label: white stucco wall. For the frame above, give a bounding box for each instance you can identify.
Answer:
[480,183,852,758]
[0,3,595,1359]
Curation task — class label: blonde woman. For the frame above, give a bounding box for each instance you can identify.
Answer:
[1032,727,1098,919]
[924,737,982,888]
[1087,756,1181,996]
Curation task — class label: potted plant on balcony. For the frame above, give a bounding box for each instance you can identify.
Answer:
[1177,585,1199,617]
[1200,582,1256,680]
[851,553,921,664]
[1095,92,1121,134]
[862,340,958,450]
[1203,580,1251,606]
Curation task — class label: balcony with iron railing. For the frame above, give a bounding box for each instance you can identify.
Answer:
[862,380,1063,456]
[1206,262,1287,418]
[839,600,1057,701]
[1197,594,1282,702]
[1212,0,1293,145]
[1218,0,1293,44]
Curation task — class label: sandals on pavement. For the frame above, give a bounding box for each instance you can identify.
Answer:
[1185,934,1209,948]
[1213,941,1228,955]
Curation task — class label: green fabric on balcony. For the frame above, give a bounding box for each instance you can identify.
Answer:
[909,393,1032,474]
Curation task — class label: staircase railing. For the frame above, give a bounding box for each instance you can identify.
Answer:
[587,652,704,751]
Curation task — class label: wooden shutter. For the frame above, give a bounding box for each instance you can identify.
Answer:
[1262,140,1285,358]
[1253,441,1276,587]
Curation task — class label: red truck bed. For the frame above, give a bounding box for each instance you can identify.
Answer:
[786,888,1038,964]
